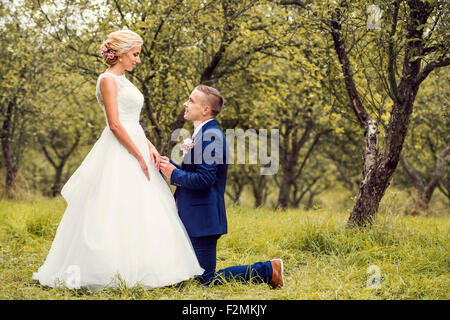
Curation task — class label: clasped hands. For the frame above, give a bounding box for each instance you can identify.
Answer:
[155,154,176,178]
[140,139,175,181]
[146,140,175,179]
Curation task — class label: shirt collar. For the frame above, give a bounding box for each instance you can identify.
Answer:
[193,118,214,138]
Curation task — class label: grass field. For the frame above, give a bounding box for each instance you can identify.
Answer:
[0,194,448,300]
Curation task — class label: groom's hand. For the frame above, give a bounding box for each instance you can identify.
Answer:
[159,156,176,178]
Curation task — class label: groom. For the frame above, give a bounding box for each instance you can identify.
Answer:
[159,85,284,288]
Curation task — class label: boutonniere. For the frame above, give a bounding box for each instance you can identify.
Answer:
[180,138,195,156]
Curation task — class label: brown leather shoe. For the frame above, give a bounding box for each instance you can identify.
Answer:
[269,259,284,289]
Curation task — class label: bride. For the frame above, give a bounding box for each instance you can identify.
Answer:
[32,30,204,290]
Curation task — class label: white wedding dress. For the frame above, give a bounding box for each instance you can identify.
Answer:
[32,71,204,290]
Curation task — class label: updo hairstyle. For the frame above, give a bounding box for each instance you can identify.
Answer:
[100,30,143,66]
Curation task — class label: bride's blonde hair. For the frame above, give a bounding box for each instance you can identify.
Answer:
[100,30,143,66]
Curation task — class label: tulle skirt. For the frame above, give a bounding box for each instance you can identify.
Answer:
[32,122,204,290]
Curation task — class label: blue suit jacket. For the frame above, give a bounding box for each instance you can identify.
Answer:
[170,119,228,237]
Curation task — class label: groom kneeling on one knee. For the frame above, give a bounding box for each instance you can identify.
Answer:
[158,85,283,289]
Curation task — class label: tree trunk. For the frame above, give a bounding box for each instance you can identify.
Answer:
[2,141,18,197]
[250,175,268,208]
[1,100,18,197]
[349,87,419,226]
[51,165,64,197]
[277,165,294,208]
[225,173,246,203]
[253,189,264,208]
[40,133,80,197]
[305,191,315,210]
[277,120,314,208]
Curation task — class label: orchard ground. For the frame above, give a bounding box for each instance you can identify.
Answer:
[0,188,448,300]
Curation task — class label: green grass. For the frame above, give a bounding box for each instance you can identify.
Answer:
[0,195,448,300]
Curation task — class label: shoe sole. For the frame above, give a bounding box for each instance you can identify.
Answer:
[279,259,284,287]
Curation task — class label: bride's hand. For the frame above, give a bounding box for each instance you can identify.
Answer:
[147,139,161,169]
[138,157,150,181]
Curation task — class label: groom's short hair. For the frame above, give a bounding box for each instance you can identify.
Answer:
[195,85,224,117]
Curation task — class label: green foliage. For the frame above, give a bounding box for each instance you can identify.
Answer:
[0,0,448,213]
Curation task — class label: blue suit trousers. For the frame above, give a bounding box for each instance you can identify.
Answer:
[189,235,273,286]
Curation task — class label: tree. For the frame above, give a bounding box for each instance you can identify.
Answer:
[23,0,299,199]
[0,2,51,196]
[280,0,450,226]
[398,69,449,213]
[324,128,363,196]
[33,0,292,155]
[34,74,101,196]
[259,31,332,209]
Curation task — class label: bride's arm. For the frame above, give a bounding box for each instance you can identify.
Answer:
[100,76,150,180]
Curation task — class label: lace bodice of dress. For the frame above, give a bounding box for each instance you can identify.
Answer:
[95,71,144,125]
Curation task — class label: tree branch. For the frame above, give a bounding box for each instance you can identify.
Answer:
[41,145,57,169]
[400,153,424,195]
[425,140,450,200]
[294,131,321,181]
[416,57,450,85]
[329,6,370,129]
[113,0,130,29]
[387,1,401,104]
[277,0,310,10]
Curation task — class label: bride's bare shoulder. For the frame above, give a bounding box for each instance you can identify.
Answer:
[99,74,117,93]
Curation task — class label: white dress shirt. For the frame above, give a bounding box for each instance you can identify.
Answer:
[193,118,214,138]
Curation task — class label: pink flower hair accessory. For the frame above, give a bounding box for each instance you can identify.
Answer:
[101,46,116,60]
